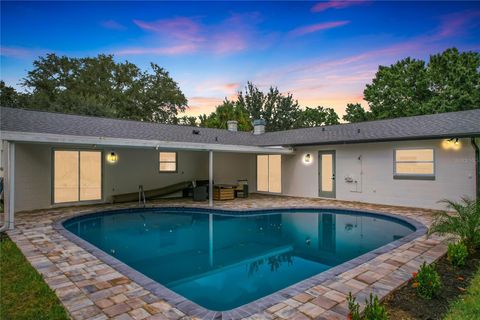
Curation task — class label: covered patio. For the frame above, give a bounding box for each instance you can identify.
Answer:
[6,194,446,320]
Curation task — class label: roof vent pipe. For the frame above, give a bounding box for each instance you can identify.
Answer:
[227,120,238,132]
[253,119,266,135]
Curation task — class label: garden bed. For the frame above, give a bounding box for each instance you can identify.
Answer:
[383,251,480,320]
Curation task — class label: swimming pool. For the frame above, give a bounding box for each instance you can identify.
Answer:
[63,207,416,311]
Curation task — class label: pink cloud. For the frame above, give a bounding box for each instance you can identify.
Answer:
[115,44,198,56]
[101,20,126,30]
[213,32,248,54]
[311,0,369,13]
[289,21,350,37]
[224,83,240,91]
[133,17,204,42]
[436,10,480,38]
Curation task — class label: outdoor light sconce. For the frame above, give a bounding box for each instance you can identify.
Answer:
[442,138,461,150]
[303,153,312,164]
[107,151,118,164]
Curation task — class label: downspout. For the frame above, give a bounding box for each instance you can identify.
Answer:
[471,137,480,201]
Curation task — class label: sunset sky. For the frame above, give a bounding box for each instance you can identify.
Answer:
[1,1,479,118]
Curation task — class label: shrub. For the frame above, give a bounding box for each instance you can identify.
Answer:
[428,198,480,253]
[363,293,388,320]
[447,242,469,267]
[347,292,361,320]
[411,262,442,299]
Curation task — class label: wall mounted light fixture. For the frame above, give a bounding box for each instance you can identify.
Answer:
[442,138,461,150]
[106,151,118,164]
[303,153,312,164]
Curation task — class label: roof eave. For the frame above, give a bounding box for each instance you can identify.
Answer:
[0,130,294,154]
[259,132,480,147]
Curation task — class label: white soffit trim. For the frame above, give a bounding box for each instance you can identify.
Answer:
[0,131,294,154]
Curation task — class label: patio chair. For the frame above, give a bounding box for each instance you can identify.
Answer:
[234,179,249,198]
[191,179,213,201]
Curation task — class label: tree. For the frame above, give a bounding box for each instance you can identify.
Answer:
[0,81,26,108]
[175,115,198,126]
[236,82,304,131]
[342,103,371,123]
[202,83,341,131]
[425,48,480,113]
[18,53,187,123]
[199,99,252,131]
[364,57,430,120]
[356,48,480,123]
[300,106,340,127]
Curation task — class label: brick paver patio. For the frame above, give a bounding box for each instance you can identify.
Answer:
[6,194,447,320]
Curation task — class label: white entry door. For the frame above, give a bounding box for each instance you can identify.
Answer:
[318,151,336,198]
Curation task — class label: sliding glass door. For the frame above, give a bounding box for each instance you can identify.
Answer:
[53,150,102,204]
[256,155,281,193]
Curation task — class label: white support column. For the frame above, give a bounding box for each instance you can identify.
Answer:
[209,213,213,267]
[6,142,15,229]
[209,150,213,207]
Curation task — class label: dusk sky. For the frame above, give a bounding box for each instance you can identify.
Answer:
[1,1,480,118]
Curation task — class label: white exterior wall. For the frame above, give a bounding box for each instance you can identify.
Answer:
[213,152,256,189]
[13,144,256,212]
[282,138,475,209]
[11,138,476,212]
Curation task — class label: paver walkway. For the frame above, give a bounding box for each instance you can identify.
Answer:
[6,195,447,319]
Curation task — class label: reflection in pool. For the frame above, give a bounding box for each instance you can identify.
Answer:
[64,208,415,311]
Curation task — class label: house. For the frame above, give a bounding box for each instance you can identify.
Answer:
[1,106,479,229]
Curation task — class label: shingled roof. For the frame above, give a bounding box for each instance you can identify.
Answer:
[257,108,480,146]
[1,107,479,147]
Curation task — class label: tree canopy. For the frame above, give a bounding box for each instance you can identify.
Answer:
[2,53,187,123]
[199,82,339,131]
[2,47,477,129]
[343,48,480,122]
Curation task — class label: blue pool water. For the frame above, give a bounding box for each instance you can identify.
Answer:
[64,208,415,311]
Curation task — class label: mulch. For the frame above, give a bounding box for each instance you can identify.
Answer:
[383,251,480,320]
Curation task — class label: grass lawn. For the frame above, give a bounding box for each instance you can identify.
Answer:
[444,265,480,320]
[0,234,69,320]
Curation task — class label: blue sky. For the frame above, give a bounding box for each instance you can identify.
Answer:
[1,1,479,117]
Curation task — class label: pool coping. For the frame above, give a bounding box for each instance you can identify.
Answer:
[53,205,428,319]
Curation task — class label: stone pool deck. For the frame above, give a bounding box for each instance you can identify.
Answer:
[6,194,447,320]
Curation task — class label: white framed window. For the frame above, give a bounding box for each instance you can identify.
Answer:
[257,154,281,193]
[53,150,102,204]
[394,148,435,180]
[159,152,177,172]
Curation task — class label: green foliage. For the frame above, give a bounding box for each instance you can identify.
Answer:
[346,292,387,320]
[347,292,361,320]
[428,198,480,253]
[202,82,340,131]
[363,293,388,320]
[411,262,442,299]
[6,53,187,123]
[300,106,339,127]
[425,48,480,113]
[1,81,19,107]
[344,48,480,123]
[444,266,480,320]
[364,57,430,119]
[199,99,253,131]
[0,235,69,319]
[237,82,304,131]
[342,103,371,123]
[447,242,469,267]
